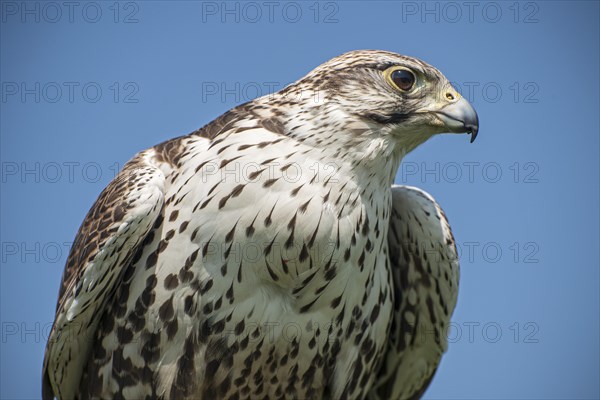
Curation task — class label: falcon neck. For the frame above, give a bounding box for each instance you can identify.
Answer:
[288,123,405,190]
[255,94,421,188]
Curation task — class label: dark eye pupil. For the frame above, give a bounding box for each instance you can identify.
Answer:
[391,69,415,91]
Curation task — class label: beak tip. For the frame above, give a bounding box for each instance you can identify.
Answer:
[435,96,479,143]
[468,125,478,143]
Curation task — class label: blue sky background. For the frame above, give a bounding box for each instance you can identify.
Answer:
[1,1,599,399]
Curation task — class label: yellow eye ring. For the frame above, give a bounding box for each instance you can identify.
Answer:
[384,67,416,92]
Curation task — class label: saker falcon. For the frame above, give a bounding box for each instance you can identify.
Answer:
[43,50,479,399]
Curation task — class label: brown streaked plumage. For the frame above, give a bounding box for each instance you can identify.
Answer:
[43,50,477,400]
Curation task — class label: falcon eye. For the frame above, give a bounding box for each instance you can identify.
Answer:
[388,68,416,92]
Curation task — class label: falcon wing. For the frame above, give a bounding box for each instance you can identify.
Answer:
[42,150,167,400]
[371,185,459,400]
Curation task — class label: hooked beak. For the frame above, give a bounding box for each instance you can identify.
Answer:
[435,96,479,143]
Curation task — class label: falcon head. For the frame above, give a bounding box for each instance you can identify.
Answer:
[281,50,479,148]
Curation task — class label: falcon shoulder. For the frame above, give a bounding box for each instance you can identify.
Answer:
[42,149,168,400]
[42,103,282,399]
[371,185,459,400]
